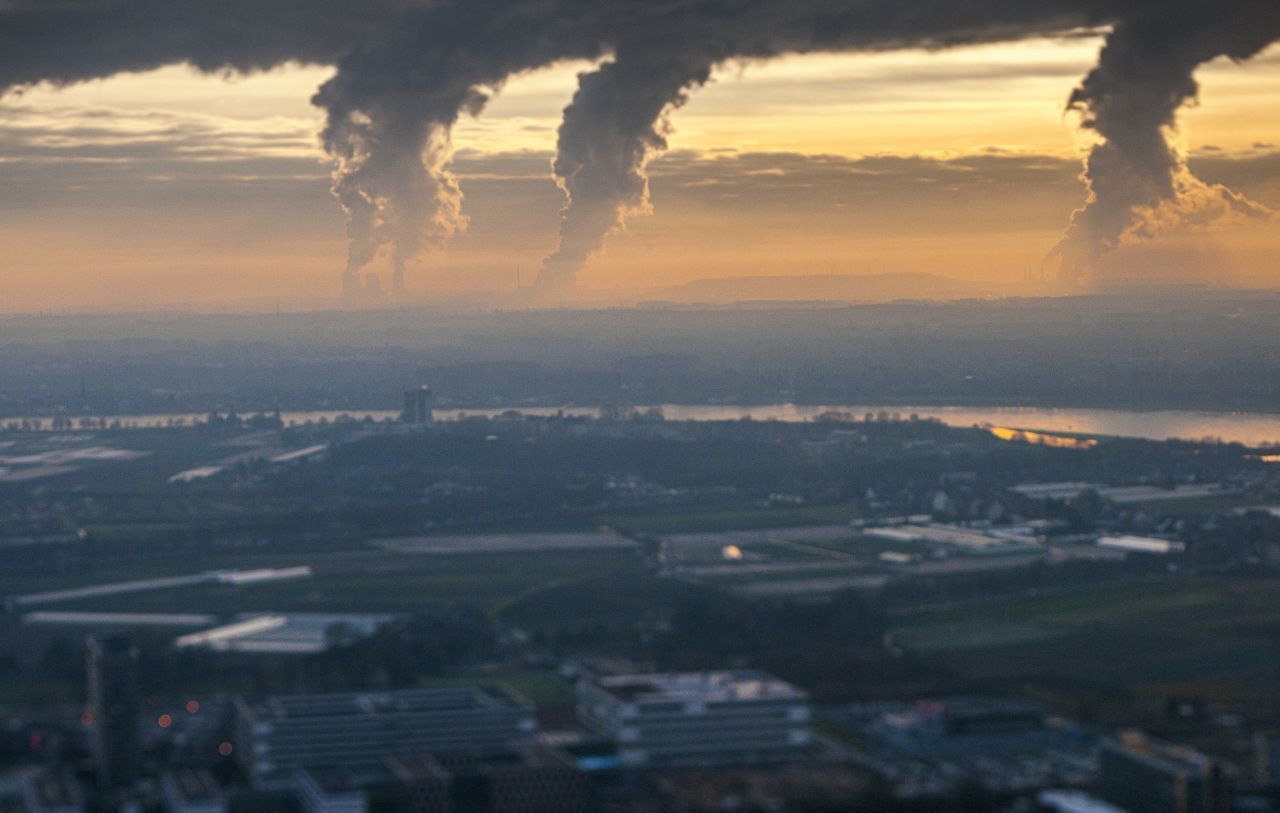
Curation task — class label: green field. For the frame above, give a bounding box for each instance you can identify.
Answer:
[600,503,860,534]
[889,576,1280,719]
[2,547,645,616]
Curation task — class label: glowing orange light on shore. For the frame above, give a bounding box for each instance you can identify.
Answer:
[186,700,201,714]
[988,426,1097,449]
[157,714,173,728]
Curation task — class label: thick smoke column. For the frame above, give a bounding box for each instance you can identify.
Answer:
[316,71,480,295]
[1048,1,1280,282]
[533,0,1134,291]
[539,48,714,291]
[310,5,602,296]
[0,0,1275,294]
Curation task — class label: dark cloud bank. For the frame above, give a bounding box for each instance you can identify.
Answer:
[1,0,1277,292]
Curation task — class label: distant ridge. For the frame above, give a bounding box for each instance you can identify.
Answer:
[647,272,1006,304]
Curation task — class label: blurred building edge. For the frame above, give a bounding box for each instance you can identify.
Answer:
[577,670,811,768]
[162,769,228,813]
[868,696,1081,758]
[385,745,588,813]
[295,769,367,813]
[85,634,141,792]
[402,386,434,426]
[1098,731,1230,813]
[1256,732,1280,789]
[21,769,82,813]
[1035,789,1127,813]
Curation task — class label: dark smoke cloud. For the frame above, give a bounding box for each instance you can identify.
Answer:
[0,0,1274,293]
[1047,1,1280,281]
[541,48,715,290]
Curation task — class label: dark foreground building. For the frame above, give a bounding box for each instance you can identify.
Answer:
[86,634,141,790]
[1098,732,1229,813]
[386,745,587,813]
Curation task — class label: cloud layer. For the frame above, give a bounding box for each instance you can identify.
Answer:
[1,0,1277,294]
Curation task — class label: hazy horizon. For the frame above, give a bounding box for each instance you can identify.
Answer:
[3,30,1278,311]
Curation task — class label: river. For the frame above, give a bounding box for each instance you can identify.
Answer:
[6,404,1280,447]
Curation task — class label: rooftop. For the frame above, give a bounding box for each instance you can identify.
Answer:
[1109,731,1218,776]
[174,612,394,655]
[388,745,574,783]
[164,768,226,803]
[594,670,807,704]
[242,686,531,722]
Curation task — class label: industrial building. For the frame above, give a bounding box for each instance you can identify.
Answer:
[863,523,1040,555]
[1096,535,1185,555]
[1098,732,1229,813]
[1010,481,1235,505]
[233,687,537,786]
[577,670,811,768]
[174,612,396,655]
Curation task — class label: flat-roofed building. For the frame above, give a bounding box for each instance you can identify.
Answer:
[295,769,368,813]
[174,612,396,656]
[22,770,82,813]
[577,670,810,768]
[1098,732,1229,813]
[162,768,228,813]
[387,745,586,813]
[234,688,537,787]
[869,697,1079,758]
[1096,535,1185,555]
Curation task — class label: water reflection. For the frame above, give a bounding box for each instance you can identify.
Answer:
[3,404,1280,447]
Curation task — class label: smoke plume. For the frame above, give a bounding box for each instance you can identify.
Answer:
[540,48,714,291]
[0,1,1275,294]
[1047,1,1280,282]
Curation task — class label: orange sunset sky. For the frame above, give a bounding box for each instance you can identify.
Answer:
[1,36,1278,311]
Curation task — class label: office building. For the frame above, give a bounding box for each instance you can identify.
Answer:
[387,745,587,813]
[577,670,810,768]
[870,697,1079,758]
[402,386,434,425]
[234,687,537,786]
[86,634,141,790]
[1098,732,1229,813]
